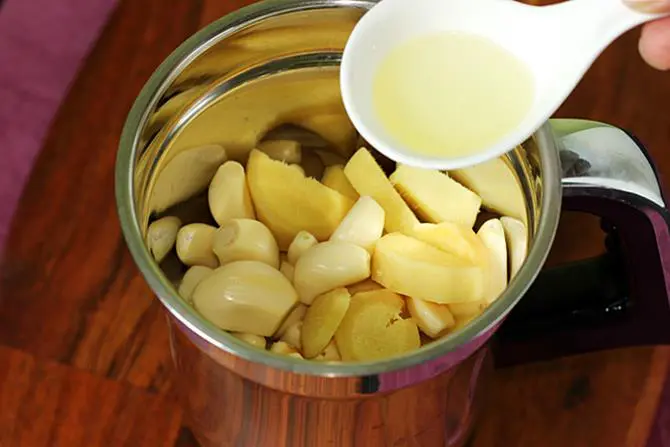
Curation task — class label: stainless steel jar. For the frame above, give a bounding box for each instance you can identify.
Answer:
[115,1,670,445]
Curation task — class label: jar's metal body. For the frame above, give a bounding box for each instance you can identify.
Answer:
[169,319,493,446]
[116,1,565,445]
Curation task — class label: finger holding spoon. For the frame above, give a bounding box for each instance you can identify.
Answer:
[625,0,670,70]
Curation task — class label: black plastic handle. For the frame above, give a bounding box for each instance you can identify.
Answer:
[495,129,670,367]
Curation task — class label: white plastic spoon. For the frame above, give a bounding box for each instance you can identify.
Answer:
[340,0,668,170]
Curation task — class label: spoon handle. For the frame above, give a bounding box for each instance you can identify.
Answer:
[544,0,669,39]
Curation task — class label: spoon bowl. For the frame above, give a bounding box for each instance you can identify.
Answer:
[341,0,667,170]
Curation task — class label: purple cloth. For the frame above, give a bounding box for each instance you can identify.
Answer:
[0,0,117,252]
[0,1,668,445]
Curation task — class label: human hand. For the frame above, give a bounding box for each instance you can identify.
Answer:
[625,0,670,70]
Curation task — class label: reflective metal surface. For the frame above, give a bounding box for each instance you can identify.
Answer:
[553,119,664,206]
[115,0,562,445]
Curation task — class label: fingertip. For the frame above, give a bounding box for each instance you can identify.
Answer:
[639,18,670,71]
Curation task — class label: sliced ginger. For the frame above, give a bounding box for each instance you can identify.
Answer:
[372,233,486,304]
[450,157,526,223]
[289,164,305,176]
[335,290,420,361]
[390,164,481,228]
[344,148,419,234]
[321,165,359,201]
[411,222,488,265]
[246,149,354,249]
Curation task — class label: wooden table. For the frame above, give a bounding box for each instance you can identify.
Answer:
[1,0,669,445]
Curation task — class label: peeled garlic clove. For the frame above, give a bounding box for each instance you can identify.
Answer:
[477,219,508,303]
[347,278,383,295]
[258,140,302,164]
[270,340,295,354]
[279,261,295,282]
[500,216,527,280]
[448,301,488,319]
[344,148,419,234]
[280,321,303,350]
[212,218,279,268]
[274,303,307,338]
[330,196,385,253]
[406,296,456,339]
[208,161,256,226]
[452,314,478,332]
[270,341,304,359]
[231,332,267,349]
[146,216,182,263]
[192,260,298,336]
[287,230,318,265]
[301,288,351,358]
[150,144,227,213]
[294,241,371,305]
[176,223,219,268]
[178,265,214,302]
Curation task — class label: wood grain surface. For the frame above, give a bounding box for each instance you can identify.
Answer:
[1,0,669,446]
